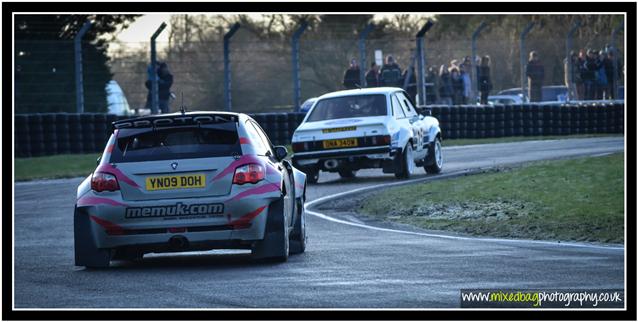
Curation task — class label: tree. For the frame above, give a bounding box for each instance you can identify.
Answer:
[15,14,139,113]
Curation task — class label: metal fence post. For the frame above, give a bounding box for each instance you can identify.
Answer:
[611,19,624,100]
[224,23,240,112]
[74,21,91,113]
[358,23,374,87]
[292,21,308,112]
[565,20,580,102]
[416,20,434,106]
[150,22,167,114]
[520,22,535,104]
[471,21,487,104]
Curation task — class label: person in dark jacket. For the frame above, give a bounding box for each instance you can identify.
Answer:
[403,66,417,103]
[425,66,439,105]
[603,50,622,100]
[564,51,580,101]
[365,62,380,87]
[380,55,403,87]
[526,51,544,102]
[600,50,615,100]
[576,49,586,100]
[145,61,174,114]
[477,55,492,105]
[342,58,360,89]
[450,66,464,105]
[438,64,453,105]
[582,49,600,100]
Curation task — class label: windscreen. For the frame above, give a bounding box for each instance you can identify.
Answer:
[110,123,241,163]
[306,94,387,122]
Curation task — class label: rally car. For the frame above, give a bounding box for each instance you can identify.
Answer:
[291,87,442,183]
[74,111,307,268]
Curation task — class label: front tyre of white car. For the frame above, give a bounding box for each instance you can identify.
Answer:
[424,137,443,174]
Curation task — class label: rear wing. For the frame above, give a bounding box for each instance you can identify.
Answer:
[112,113,239,130]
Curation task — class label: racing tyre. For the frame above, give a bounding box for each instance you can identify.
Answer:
[394,143,415,179]
[424,137,443,174]
[338,169,357,178]
[289,194,307,254]
[74,206,111,268]
[251,181,293,262]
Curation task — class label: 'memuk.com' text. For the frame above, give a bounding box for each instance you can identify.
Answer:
[125,203,224,219]
[460,289,623,308]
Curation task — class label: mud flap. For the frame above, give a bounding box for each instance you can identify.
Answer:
[74,207,111,268]
[251,197,288,261]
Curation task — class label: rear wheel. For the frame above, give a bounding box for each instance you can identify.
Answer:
[394,143,415,179]
[424,138,443,174]
[251,177,292,262]
[74,206,111,268]
[289,194,307,254]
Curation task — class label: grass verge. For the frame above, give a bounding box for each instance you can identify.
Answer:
[360,152,624,243]
[14,153,100,181]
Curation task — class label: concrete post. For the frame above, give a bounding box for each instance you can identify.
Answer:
[471,21,487,104]
[74,21,91,113]
[565,20,580,102]
[416,20,434,106]
[150,22,167,114]
[358,23,374,87]
[223,23,240,111]
[292,21,308,112]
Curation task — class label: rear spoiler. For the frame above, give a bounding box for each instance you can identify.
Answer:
[112,113,238,130]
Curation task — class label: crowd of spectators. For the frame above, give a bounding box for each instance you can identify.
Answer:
[564,47,622,101]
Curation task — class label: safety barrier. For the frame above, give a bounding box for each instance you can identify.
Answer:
[14,102,624,157]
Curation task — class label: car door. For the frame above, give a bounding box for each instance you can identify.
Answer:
[396,92,427,158]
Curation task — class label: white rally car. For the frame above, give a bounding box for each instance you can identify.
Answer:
[291,87,442,183]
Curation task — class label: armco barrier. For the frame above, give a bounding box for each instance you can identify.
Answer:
[14,102,625,157]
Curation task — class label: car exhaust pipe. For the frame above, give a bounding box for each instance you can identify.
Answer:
[324,159,339,170]
[169,235,189,250]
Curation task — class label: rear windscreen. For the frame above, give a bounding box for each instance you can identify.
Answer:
[306,94,387,122]
[110,123,241,163]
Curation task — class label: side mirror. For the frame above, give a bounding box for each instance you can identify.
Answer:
[96,155,102,166]
[274,146,288,161]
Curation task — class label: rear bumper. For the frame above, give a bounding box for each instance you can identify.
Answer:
[76,189,280,250]
[292,146,392,160]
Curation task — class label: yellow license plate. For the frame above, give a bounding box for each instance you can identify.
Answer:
[322,126,356,134]
[322,138,358,149]
[146,174,206,191]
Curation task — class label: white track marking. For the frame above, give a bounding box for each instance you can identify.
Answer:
[306,168,624,251]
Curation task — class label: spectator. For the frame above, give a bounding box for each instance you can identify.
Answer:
[597,50,613,100]
[438,64,453,105]
[380,55,403,87]
[576,49,586,100]
[603,50,622,100]
[342,58,360,89]
[564,51,580,101]
[425,66,439,105]
[365,62,380,87]
[460,57,473,104]
[403,66,417,103]
[526,51,544,102]
[145,61,174,114]
[450,66,464,105]
[582,49,600,100]
[477,55,492,105]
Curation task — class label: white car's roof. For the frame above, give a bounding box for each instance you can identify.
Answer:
[317,87,403,100]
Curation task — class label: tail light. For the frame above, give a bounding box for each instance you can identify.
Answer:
[91,172,120,192]
[381,135,391,145]
[233,163,265,185]
[292,142,308,152]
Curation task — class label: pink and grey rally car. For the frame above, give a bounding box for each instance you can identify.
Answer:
[74,111,307,268]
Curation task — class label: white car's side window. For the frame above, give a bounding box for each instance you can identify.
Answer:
[397,92,417,118]
[391,94,406,119]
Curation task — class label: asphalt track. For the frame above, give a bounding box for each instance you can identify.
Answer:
[13,137,625,308]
